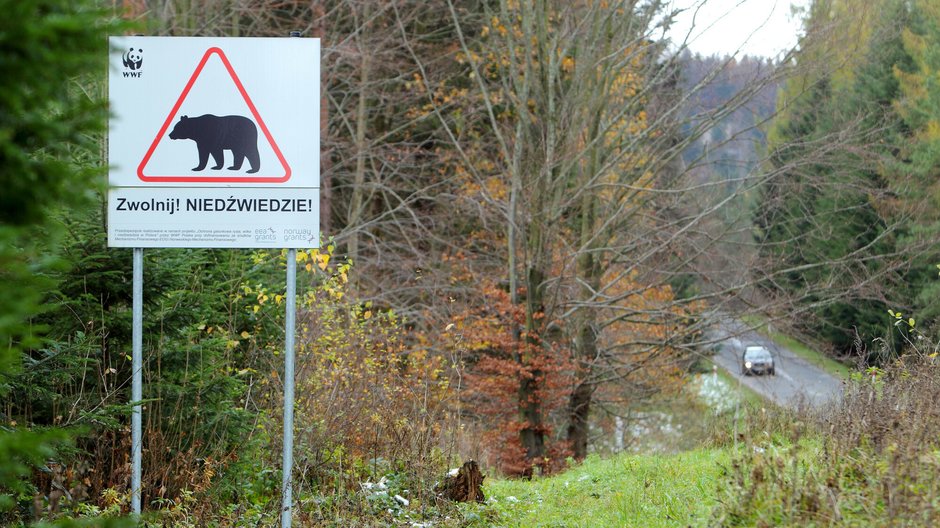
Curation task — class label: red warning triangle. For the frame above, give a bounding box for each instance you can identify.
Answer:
[137,47,291,183]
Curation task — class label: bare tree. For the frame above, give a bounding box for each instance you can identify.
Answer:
[430,0,931,462]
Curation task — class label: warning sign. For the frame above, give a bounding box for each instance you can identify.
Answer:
[137,47,291,183]
[108,37,319,248]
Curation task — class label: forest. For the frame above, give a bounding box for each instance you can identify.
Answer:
[4,0,940,526]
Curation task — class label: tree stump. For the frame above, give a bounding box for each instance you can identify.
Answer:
[436,460,485,503]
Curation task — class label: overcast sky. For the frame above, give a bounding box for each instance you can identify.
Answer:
[665,0,810,58]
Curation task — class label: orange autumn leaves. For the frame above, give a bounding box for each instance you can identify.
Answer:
[451,270,695,475]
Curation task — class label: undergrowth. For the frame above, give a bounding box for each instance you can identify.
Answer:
[713,347,940,526]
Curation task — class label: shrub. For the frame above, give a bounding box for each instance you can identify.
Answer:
[713,346,940,526]
[237,247,459,525]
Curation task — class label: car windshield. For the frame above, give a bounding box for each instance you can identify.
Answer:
[744,347,772,361]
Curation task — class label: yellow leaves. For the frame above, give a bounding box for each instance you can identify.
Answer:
[406,81,472,121]
[925,119,940,142]
[490,16,508,37]
[561,56,575,73]
[234,242,458,465]
[298,247,330,269]
[404,72,425,93]
[249,250,269,266]
[599,267,695,374]
[326,284,349,302]
[455,50,482,65]
[484,176,508,200]
[889,309,916,329]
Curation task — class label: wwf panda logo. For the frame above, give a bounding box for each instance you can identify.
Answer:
[123,47,143,71]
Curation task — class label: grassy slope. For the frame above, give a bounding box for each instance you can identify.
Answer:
[466,449,728,528]
[447,317,855,528]
[768,329,853,378]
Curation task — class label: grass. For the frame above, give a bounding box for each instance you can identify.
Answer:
[451,336,940,528]
[739,314,853,379]
[461,449,728,527]
[446,350,940,528]
[713,352,940,526]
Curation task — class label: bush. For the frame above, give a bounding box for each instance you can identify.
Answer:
[230,247,459,526]
[713,348,940,526]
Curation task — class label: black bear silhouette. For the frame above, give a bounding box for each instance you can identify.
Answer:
[168,114,260,173]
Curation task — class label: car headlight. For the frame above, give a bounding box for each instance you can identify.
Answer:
[745,361,752,368]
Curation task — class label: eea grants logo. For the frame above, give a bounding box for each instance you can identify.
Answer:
[122,47,143,77]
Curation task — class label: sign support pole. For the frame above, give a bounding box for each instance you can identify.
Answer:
[281,248,297,527]
[281,31,303,527]
[131,247,143,515]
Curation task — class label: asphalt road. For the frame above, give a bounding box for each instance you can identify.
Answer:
[709,318,844,408]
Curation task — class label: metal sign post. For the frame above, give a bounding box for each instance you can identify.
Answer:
[281,248,297,526]
[131,247,143,515]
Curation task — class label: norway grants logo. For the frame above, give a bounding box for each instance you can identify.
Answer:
[122,47,143,77]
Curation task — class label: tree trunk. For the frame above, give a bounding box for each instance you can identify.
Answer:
[566,84,603,458]
[347,8,371,285]
[567,324,597,459]
[519,264,546,467]
[567,381,592,459]
[518,372,545,462]
[312,3,331,239]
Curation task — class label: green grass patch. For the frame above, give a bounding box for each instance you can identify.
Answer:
[462,449,728,527]
[739,315,852,379]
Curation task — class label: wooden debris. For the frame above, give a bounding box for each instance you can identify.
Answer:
[436,460,485,503]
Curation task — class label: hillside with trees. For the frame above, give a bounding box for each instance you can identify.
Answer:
[680,52,779,190]
[754,0,940,361]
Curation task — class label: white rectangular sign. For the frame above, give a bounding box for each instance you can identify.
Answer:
[108,36,319,248]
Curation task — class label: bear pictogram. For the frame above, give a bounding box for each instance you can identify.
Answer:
[168,114,260,174]
[123,47,143,70]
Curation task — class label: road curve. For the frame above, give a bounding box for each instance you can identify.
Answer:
[708,318,844,408]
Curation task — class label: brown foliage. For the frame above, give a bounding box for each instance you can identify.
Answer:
[454,285,573,476]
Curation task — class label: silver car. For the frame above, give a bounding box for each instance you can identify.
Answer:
[742,345,775,376]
